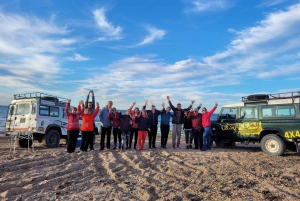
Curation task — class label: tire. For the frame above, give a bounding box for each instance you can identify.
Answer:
[43,129,60,148]
[261,134,286,156]
[17,139,33,148]
[215,138,221,147]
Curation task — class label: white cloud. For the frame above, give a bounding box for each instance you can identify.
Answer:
[67,53,90,61]
[137,26,166,46]
[257,0,287,7]
[185,0,235,13]
[93,8,123,41]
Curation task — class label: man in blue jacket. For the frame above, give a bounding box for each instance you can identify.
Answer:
[99,100,113,150]
[160,102,173,148]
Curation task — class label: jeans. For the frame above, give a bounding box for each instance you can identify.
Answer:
[100,126,112,149]
[160,124,170,147]
[172,124,182,146]
[203,126,211,150]
[67,130,79,153]
[148,125,158,148]
[130,127,138,149]
[184,129,193,144]
[121,131,130,149]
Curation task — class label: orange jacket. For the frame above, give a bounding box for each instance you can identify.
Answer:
[81,106,99,131]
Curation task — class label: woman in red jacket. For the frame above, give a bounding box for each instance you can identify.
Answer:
[80,102,100,152]
[65,99,84,153]
[202,102,218,151]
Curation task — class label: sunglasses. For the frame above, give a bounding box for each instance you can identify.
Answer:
[112,110,116,111]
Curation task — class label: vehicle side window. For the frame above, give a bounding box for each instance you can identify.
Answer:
[9,105,15,115]
[262,105,295,117]
[16,103,30,115]
[63,108,67,118]
[241,107,257,119]
[39,105,50,116]
[219,108,236,119]
[50,107,59,117]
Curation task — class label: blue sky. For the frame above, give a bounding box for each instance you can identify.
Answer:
[0,0,300,111]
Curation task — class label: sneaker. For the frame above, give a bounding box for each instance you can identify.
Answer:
[90,149,94,152]
[172,145,175,149]
[186,145,189,149]
[177,145,179,148]
[134,146,136,149]
[163,146,167,149]
[113,147,116,150]
[189,145,192,149]
[152,146,157,149]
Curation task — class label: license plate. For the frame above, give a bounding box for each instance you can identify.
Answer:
[20,118,26,123]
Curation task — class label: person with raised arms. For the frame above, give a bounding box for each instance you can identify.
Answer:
[167,96,195,148]
[143,101,163,149]
[65,99,84,153]
[160,102,173,148]
[129,102,140,149]
[119,109,133,150]
[135,109,150,151]
[108,107,122,150]
[188,105,203,150]
[80,101,100,152]
[201,103,218,151]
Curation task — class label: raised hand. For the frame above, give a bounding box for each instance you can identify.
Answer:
[191,100,195,105]
[162,102,165,107]
[67,99,71,103]
[166,96,170,101]
[96,102,100,107]
[215,102,218,107]
[145,100,148,106]
[150,101,153,106]
[80,100,84,105]
[132,102,136,106]
[198,103,202,108]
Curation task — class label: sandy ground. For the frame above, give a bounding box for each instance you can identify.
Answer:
[0,134,300,201]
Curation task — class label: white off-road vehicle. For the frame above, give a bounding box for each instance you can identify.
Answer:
[5,92,70,149]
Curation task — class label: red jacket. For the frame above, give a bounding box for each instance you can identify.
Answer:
[81,107,99,131]
[65,103,83,130]
[130,105,140,128]
[187,112,202,129]
[202,106,217,127]
[108,112,121,128]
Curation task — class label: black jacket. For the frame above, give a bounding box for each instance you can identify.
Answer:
[168,101,192,124]
[135,116,150,131]
[120,114,132,132]
[183,115,192,129]
[143,106,162,126]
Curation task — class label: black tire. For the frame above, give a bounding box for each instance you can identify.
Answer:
[17,139,33,148]
[261,134,286,156]
[43,129,60,148]
[214,138,221,147]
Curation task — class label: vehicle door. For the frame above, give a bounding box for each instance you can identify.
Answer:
[238,107,261,139]
[5,104,15,133]
[61,107,68,136]
[13,102,31,132]
[217,107,238,139]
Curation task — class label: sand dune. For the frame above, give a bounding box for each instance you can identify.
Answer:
[0,136,299,200]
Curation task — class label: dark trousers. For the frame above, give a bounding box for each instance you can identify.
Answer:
[67,130,79,153]
[148,125,158,148]
[193,128,203,149]
[160,124,170,147]
[129,127,138,149]
[100,126,112,149]
[113,127,121,145]
[122,131,130,148]
[81,131,94,151]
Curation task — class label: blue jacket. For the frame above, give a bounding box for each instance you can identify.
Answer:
[161,108,173,125]
[99,106,112,127]
[135,116,150,131]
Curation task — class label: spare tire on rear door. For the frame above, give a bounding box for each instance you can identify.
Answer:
[43,129,60,148]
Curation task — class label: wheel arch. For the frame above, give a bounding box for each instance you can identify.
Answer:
[260,127,285,141]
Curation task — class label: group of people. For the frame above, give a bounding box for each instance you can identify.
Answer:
[65,91,218,153]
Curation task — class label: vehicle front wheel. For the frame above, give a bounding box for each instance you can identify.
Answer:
[17,138,33,148]
[261,134,286,156]
[43,129,60,148]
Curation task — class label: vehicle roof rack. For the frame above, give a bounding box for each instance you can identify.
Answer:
[14,92,68,106]
[242,91,300,105]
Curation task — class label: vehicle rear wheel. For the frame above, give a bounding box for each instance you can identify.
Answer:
[261,134,286,156]
[43,129,60,148]
[17,139,33,148]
